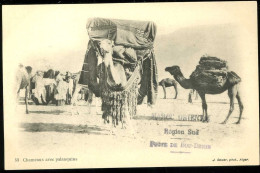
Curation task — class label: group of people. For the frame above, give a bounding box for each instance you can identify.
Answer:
[17,64,91,108]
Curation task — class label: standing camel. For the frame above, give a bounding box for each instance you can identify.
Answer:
[16,64,32,114]
[99,39,127,88]
[98,39,131,128]
[159,78,178,99]
[165,66,243,124]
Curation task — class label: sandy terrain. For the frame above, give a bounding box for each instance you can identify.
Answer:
[7,87,252,169]
[15,88,246,149]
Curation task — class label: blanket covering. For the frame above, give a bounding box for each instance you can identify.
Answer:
[78,18,158,125]
[79,18,158,105]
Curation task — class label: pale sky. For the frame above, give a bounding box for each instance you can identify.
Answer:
[3,2,257,74]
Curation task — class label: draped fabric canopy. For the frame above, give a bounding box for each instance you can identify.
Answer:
[79,18,158,105]
[86,18,157,49]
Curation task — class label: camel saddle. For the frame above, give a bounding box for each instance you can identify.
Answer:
[191,56,241,87]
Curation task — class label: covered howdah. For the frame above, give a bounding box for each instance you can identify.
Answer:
[79,18,158,107]
[86,17,157,49]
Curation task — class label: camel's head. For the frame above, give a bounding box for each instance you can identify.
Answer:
[165,66,181,76]
[25,66,32,74]
[32,71,44,82]
[36,71,44,77]
[98,39,114,54]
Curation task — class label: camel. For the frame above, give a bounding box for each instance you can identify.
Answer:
[159,78,178,99]
[99,39,127,88]
[98,39,132,128]
[165,66,243,124]
[70,72,96,115]
[16,64,32,114]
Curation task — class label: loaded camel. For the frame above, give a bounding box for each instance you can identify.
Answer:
[16,64,32,114]
[159,78,178,99]
[98,39,132,128]
[99,39,127,88]
[165,65,243,124]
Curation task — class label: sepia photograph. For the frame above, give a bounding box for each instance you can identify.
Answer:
[2,2,259,170]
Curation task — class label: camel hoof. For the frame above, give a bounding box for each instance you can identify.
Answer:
[202,119,209,123]
[234,121,240,124]
[26,111,29,114]
[122,123,127,129]
[220,121,226,124]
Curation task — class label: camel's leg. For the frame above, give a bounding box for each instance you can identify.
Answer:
[16,89,21,103]
[198,92,208,122]
[70,88,80,115]
[221,86,236,124]
[188,90,193,103]
[81,90,85,100]
[111,116,115,128]
[36,89,42,104]
[95,97,99,115]
[41,88,47,104]
[235,86,243,124]
[71,85,81,104]
[173,84,178,99]
[195,90,199,100]
[102,111,109,124]
[28,82,31,100]
[65,91,69,105]
[25,87,29,114]
[162,84,166,99]
[86,90,93,114]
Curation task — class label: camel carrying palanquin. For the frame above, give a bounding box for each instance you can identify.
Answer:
[78,18,158,128]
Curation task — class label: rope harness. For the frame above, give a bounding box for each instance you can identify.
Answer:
[88,39,153,126]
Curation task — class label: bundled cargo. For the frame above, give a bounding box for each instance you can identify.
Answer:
[199,56,228,69]
[190,56,240,88]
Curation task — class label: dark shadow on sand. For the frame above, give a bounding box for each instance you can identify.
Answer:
[18,101,56,106]
[133,114,203,122]
[18,102,35,105]
[28,110,66,115]
[20,123,110,135]
[133,116,174,121]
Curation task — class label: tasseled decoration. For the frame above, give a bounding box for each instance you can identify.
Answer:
[101,65,139,127]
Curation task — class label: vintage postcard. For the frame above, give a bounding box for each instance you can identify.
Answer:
[3,2,259,170]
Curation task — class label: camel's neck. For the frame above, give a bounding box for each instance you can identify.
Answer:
[173,70,193,89]
[103,53,113,67]
[103,52,122,85]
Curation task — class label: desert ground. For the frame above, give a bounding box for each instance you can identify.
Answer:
[15,88,246,146]
[8,87,251,168]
